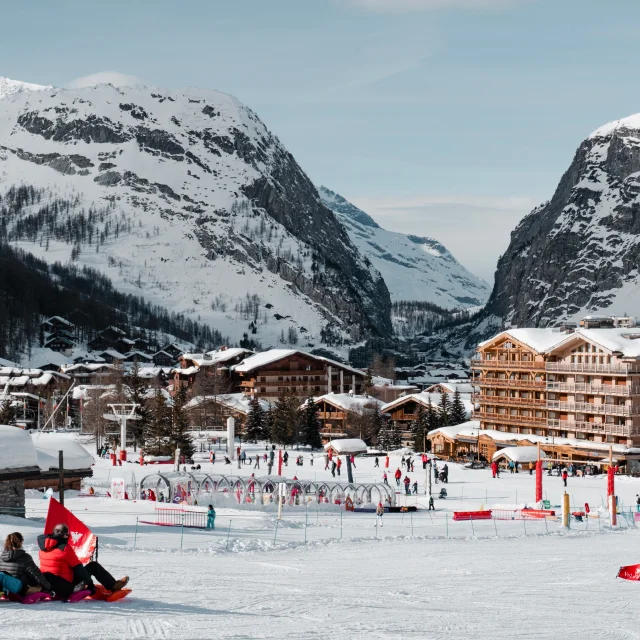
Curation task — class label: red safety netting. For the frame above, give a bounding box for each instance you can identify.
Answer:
[535,460,543,503]
[607,466,615,497]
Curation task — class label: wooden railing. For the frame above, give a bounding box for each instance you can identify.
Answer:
[478,396,546,408]
[546,401,639,416]
[546,382,640,396]
[546,362,639,374]
[472,360,545,370]
[478,379,546,389]
[475,412,547,426]
[547,419,638,436]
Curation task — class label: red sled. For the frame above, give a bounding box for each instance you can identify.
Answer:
[618,564,640,581]
[89,585,132,602]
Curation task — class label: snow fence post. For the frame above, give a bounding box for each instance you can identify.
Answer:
[445,513,449,538]
[180,515,184,551]
[305,509,308,544]
[226,520,232,551]
[340,511,343,539]
[273,519,279,546]
[522,516,527,536]
[470,513,474,537]
[410,512,414,537]
[133,517,138,549]
[544,516,548,534]
[493,517,498,537]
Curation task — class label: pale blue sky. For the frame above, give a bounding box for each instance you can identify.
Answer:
[2,0,639,281]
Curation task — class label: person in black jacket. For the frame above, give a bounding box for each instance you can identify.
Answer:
[0,532,53,596]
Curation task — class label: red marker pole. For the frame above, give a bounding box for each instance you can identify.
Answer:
[278,449,283,476]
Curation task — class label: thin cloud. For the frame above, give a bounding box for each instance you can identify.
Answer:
[343,0,516,12]
[65,71,144,89]
[348,194,537,283]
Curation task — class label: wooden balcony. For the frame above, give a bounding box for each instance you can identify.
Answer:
[475,412,547,426]
[546,401,640,416]
[318,411,346,420]
[253,369,327,378]
[478,379,546,389]
[547,419,639,437]
[478,396,547,408]
[546,362,639,374]
[546,382,640,396]
[472,360,545,371]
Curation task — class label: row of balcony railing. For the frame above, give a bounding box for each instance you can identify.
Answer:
[474,360,640,374]
[546,382,640,396]
[545,401,640,416]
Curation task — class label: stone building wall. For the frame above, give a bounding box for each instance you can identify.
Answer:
[0,479,26,517]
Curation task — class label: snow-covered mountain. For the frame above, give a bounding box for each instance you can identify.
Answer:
[319,187,490,308]
[487,112,640,327]
[0,78,392,349]
[0,77,51,99]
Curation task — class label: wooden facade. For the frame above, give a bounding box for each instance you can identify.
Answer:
[473,327,640,447]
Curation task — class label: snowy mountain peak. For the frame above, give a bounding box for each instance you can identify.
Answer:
[0,76,52,99]
[319,188,490,308]
[0,83,392,349]
[589,112,640,139]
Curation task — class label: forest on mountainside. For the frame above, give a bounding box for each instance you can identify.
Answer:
[0,241,226,362]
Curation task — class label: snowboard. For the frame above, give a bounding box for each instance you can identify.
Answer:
[89,584,132,602]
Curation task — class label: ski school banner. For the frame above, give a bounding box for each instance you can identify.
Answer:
[44,497,97,564]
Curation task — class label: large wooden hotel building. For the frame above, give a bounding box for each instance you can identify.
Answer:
[472,318,640,447]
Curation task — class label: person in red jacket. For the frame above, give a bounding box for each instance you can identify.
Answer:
[394,468,402,487]
[38,524,129,600]
[491,461,498,479]
[336,457,342,476]
[562,469,568,487]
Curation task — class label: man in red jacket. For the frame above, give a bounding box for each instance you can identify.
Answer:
[38,524,129,600]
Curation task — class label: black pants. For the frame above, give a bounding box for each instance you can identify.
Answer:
[45,561,116,599]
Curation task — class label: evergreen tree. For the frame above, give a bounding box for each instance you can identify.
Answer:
[144,389,173,456]
[244,396,265,443]
[411,403,429,452]
[450,388,467,425]
[125,361,152,450]
[377,414,400,451]
[425,399,438,450]
[0,397,17,426]
[270,388,299,446]
[438,391,451,427]
[300,396,322,449]
[171,386,195,462]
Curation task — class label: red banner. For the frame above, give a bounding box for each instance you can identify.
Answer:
[44,498,97,564]
[607,467,615,497]
[535,460,543,503]
[618,564,640,581]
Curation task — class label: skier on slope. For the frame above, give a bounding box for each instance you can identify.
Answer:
[38,524,129,600]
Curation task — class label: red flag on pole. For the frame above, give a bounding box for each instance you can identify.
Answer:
[618,564,640,581]
[44,497,96,564]
[535,460,543,503]
[607,466,615,497]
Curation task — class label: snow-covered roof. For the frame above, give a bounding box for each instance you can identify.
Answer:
[0,425,38,470]
[381,392,473,417]
[21,348,73,369]
[182,347,253,367]
[62,363,115,372]
[33,434,94,471]
[312,393,383,413]
[175,365,200,376]
[233,349,299,373]
[324,438,368,454]
[425,381,474,394]
[480,327,640,358]
[43,316,74,327]
[100,349,126,359]
[184,393,269,414]
[492,446,548,463]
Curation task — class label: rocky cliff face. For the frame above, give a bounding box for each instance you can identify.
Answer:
[0,79,391,347]
[319,186,490,308]
[487,113,640,328]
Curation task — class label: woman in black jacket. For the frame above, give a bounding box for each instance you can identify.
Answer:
[0,532,52,596]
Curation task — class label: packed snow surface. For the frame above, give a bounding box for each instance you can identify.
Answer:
[1,438,639,639]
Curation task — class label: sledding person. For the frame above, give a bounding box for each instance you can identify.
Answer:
[206,505,216,530]
[0,532,53,597]
[38,524,129,600]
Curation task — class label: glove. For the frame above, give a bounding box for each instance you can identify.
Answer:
[85,583,96,595]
